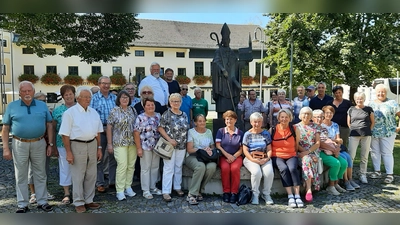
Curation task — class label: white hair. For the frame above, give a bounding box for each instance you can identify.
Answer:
[19,81,35,91]
[76,86,92,98]
[353,92,366,101]
[150,62,160,70]
[250,112,263,122]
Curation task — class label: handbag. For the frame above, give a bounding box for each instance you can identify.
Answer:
[250,151,266,159]
[153,137,174,160]
[196,148,221,164]
[236,184,253,205]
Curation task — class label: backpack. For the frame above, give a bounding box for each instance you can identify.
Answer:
[271,123,296,141]
[236,184,253,206]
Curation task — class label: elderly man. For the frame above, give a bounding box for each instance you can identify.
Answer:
[164,68,181,94]
[192,87,208,118]
[179,84,193,126]
[292,86,309,124]
[138,62,169,114]
[59,86,103,213]
[123,82,141,106]
[90,76,117,193]
[309,82,333,110]
[306,85,316,101]
[2,81,54,213]
[240,89,266,131]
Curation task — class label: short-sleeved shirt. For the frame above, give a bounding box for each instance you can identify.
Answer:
[180,94,193,124]
[242,129,272,153]
[187,128,214,151]
[271,125,297,159]
[133,113,161,151]
[159,109,189,150]
[58,103,103,140]
[295,122,321,151]
[3,99,52,139]
[327,99,353,127]
[107,106,137,147]
[348,106,373,136]
[52,104,71,147]
[241,99,266,120]
[368,99,400,138]
[215,127,243,155]
[90,91,117,125]
[309,94,334,110]
[321,122,340,140]
[293,96,309,124]
[192,98,208,118]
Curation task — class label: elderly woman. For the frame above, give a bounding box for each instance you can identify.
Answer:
[158,93,189,202]
[270,89,292,127]
[242,112,274,205]
[313,109,348,196]
[295,107,320,202]
[107,90,138,201]
[270,109,303,208]
[134,85,164,114]
[321,106,356,191]
[215,110,244,203]
[133,97,162,199]
[368,84,400,184]
[347,92,374,185]
[123,82,141,106]
[327,86,353,147]
[185,114,216,205]
[52,85,76,204]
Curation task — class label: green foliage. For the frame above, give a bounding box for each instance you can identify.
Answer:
[0,13,142,63]
[110,73,127,86]
[265,13,400,95]
[40,73,62,85]
[87,74,102,85]
[18,74,39,83]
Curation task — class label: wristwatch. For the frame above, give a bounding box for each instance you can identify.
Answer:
[49,143,54,147]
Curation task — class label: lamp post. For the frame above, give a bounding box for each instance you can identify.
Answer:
[253,26,266,98]
[289,36,293,100]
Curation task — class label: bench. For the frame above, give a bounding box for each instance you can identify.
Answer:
[181,163,329,195]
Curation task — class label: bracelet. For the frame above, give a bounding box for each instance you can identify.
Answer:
[98,146,102,149]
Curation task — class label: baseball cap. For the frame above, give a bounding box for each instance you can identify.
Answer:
[306,85,315,91]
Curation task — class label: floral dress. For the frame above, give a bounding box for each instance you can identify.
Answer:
[295,122,321,190]
[368,99,400,138]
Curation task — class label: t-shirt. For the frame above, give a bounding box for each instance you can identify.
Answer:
[348,106,374,136]
[215,127,243,155]
[309,94,333,110]
[166,80,181,94]
[369,99,400,138]
[192,98,208,118]
[271,125,297,159]
[321,122,340,140]
[187,128,214,155]
[327,99,353,127]
[159,109,189,150]
[242,130,272,153]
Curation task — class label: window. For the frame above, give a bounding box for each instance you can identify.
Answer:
[92,66,101,74]
[154,51,164,57]
[68,66,79,75]
[136,67,145,82]
[46,66,57,74]
[44,48,56,54]
[2,39,6,47]
[241,63,249,77]
[2,64,6,75]
[160,67,164,76]
[176,52,185,58]
[113,66,122,75]
[255,62,261,76]
[135,50,144,56]
[177,68,186,76]
[22,48,34,54]
[194,62,204,75]
[23,65,35,75]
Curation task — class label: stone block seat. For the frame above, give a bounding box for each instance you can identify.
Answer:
[181,163,330,195]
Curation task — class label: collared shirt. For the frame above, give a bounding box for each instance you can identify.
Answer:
[180,94,193,124]
[59,103,103,140]
[2,99,52,139]
[215,127,243,155]
[138,75,169,106]
[293,96,309,123]
[107,106,137,147]
[241,99,266,120]
[90,91,117,124]
[309,94,333,110]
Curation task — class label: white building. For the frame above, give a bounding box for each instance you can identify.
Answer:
[1,19,276,114]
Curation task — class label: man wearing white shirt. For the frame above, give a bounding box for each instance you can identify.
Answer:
[138,62,169,114]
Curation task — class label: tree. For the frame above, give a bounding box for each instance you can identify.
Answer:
[0,13,142,63]
[264,13,400,99]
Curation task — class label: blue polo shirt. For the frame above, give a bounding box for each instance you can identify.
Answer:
[180,94,193,124]
[3,99,52,139]
[215,127,243,155]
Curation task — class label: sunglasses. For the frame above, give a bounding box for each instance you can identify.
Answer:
[142,91,152,95]
[181,88,188,91]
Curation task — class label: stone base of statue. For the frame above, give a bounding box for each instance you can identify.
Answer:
[212,118,225,140]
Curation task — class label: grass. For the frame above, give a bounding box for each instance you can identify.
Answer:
[352,139,400,175]
[206,119,213,131]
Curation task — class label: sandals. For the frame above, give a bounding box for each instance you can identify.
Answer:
[384,175,394,184]
[163,194,172,202]
[186,194,198,205]
[196,193,203,201]
[174,189,184,197]
[37,203,53,212]
[29,194,37,204]
[61,195,71,204]
[16,206,29,213]
[370,171,382,179]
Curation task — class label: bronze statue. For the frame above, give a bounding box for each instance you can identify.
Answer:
[211,23,252,118]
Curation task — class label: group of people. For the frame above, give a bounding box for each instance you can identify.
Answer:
[3,60,400,212]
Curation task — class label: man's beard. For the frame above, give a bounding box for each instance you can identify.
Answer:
[153,72,160,78]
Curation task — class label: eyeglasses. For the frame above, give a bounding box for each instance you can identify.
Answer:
[125,88,135,91]
[181,88,188,91]
[121,96,129,99]
[171,100,181,103]
[142,91,152,95]
[100,82,111,85]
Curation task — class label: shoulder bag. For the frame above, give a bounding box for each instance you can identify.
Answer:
[153,137,174,160]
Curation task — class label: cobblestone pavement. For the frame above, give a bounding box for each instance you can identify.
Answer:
[1,144,400,213]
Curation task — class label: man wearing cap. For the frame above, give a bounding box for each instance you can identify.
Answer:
[179,84,193,126]
[2,81,54,213]
[309,81,334,110]
[293,85,309,124]
[305,85,317,101]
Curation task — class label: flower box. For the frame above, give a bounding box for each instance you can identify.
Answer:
[193,75,210,85]
[175,75,191,84]
[241,75,253,85]
[87,74,102,85]
[40,73,62,85]
[253,74,268,84]
[18,74,39,84]
[110,73,127,86]
[64,75,84,86]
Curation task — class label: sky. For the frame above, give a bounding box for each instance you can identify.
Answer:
[136,13,268,27]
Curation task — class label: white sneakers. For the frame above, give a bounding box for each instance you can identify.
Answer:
[116,192,126,201]
[150,188,162,195]
[327,186,341,196]
[349,180,360,188]
[251,195,259,205]
[359,175,368,184]
[334,184,347,193]
[124,187,137,197]
[261,194,274,205]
